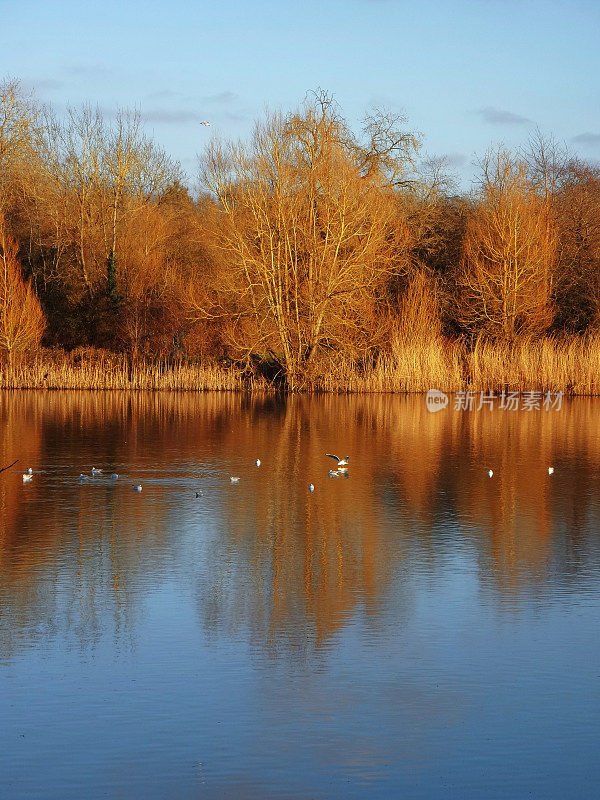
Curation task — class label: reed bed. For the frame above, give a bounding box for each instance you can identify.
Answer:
[466,334,600,394]
[310,334,600,395]
[4,335,600,394]
[308,337,463,394]
[0,351,265,392]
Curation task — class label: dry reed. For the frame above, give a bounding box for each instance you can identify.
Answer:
[4,335,600,394]
[0,351,267,392]
[307,333,600,395]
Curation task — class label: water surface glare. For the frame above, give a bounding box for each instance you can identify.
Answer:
[1,391,599,799]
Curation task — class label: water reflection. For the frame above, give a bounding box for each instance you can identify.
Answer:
[1,391,600,660]
[2,391,600,798]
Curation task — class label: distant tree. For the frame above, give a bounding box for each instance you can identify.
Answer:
[457,149,557,340]
[0,215,45,365]
[40,105,104,298]
[522,128,569,200]
[552,160,600,331]
[26,105,182,348]
[0,79,40,209]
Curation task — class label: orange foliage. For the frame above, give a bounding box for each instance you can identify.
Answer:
[0,215,44,363]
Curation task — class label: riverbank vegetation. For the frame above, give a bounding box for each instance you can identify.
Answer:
[1,79,600,393]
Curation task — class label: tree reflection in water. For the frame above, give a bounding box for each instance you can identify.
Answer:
[1,390,600,661]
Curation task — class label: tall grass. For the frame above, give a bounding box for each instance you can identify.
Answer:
[309,333,600,395]
[0,350,268,392]
[4,334,600,394]
[467,334,600,394]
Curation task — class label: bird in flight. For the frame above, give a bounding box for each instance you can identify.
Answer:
[326,454,349,468]
[200,121,210,126]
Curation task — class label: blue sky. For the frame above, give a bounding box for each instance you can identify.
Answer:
[2,0,599,188]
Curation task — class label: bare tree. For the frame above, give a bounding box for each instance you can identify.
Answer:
[28,105,182,341]
[457,148,557,340]
[198,94,415,387]
[38,105,105,297]
[553,160,600,330]
[522,128,569,200]
[102,111,178,252]
[0,80,40,208]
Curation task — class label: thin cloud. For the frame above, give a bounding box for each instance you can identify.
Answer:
[64,63,117,78]
[572,132,600,147]
[141,108,204,124]
[201,91,238,105]
[138,89,241,125]
[142,106,247,126]
[477,106,532,126]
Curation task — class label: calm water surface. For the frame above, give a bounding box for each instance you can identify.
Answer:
[1,391,599,799]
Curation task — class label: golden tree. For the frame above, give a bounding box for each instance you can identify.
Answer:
[553,160,600,330]
[199,94,416,388]
[0,217,45,365]
[458,149,557,340]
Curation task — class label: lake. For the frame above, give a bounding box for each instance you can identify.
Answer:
[1,390,599,799]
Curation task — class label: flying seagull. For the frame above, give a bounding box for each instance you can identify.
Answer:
[326,454,349,468]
